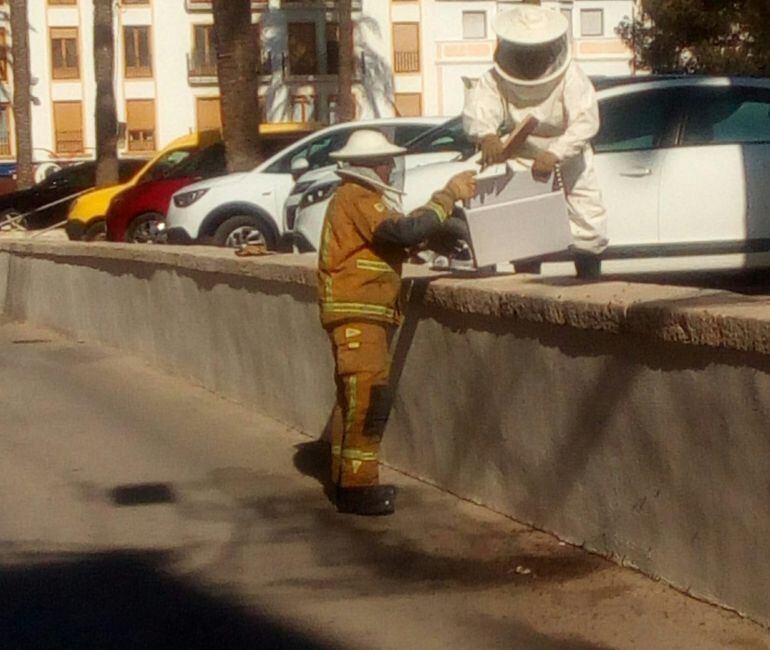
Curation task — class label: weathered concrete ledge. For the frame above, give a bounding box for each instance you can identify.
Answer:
[1,239,769,627]
[4,239,770,355]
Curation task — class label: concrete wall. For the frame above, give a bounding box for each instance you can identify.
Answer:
[2,240,769,627]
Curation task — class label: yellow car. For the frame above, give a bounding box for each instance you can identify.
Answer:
[65,130,222,241]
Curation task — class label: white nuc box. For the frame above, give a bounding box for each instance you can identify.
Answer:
[465,164,571,267]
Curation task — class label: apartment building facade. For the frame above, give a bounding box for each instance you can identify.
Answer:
[389,0,636,118]
[0,0,634,166]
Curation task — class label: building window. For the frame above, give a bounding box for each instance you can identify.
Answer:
[0,104,11,156]
[393,23,419,73]
[126,99,155,151]
[394,93,421,117]
[288,22,318,75]
[53,101,83,153]
[50,27,79,80]
[462,12,486,40]
[252,22,272,76]
[48,0,77,5]
[196,97,221,132]
[580,9,603,37]
[124,26,152,78]
[326,22,339,75]
[191,24,216,77]
[0,29,7,81]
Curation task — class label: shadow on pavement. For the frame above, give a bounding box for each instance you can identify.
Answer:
[0,550,335,650]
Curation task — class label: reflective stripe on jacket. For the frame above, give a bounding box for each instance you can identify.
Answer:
[318,178,454,328]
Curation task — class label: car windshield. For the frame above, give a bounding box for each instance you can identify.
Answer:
[167,143,226,179]
[404,117,475,158]
[138,148,196,183]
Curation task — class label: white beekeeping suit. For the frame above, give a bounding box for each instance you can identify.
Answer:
[463,5,608,269]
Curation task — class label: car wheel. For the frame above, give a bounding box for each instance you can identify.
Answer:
[126,212,164,244]
[83,220,107,242]
[213,214,276,249]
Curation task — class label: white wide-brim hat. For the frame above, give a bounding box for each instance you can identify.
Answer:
[493,6,568,46]
[330,129,407,162]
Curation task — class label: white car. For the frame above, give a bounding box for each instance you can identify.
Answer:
[164,118,443,248]
[292,76,770,269]
[282,137,466,251]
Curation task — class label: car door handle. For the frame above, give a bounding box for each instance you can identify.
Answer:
[619,167,652,177]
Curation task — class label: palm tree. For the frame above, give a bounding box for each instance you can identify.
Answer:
[336,0,355,123]
[9,0,33,189]
[93,0,118,187]
[211,0,262,172]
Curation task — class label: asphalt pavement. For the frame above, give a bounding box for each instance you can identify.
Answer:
[0,320,768,650]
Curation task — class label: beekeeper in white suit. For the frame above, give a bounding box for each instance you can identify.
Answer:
[463,4,608,278]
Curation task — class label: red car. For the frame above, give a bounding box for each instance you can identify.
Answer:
[106,142,226,243]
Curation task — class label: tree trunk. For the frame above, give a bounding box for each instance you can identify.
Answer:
[9,0,34,189]
[336,0,355,123]
[211,0,262,173]
[93,0,119,187]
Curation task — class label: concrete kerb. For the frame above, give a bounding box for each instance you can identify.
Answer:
[1,239,770,627]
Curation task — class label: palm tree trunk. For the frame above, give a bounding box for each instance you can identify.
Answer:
[211,0,262,173]
[336,0,355,123]
[93,0,118,187]
[9,0,34,189]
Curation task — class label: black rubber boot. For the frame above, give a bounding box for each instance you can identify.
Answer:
[574,252,602,280]
[513,260,542,274]
[335,485,397,516]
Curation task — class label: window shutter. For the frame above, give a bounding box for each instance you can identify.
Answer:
[196,97,221,132]
[53,101,83,153]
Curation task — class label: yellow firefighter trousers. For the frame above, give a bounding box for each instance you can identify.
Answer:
[328,321,393,488]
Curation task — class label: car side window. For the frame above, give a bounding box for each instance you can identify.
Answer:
[406,119,474,157]
[594,88,684,153]
[682,87,770,146]
[393,124,432,145]
[268,133,343,174]
[45,164,94,190]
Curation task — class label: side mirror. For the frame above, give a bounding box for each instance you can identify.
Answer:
[290,157,310,177]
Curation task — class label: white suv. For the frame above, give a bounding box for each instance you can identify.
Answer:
[293,77,770,270]
[164,118,442,248]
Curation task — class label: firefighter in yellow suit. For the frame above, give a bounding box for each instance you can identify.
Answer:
[318,129,477,515]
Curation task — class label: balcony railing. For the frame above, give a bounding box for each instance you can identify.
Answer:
[187,52,218,84]
[185,0,266,12]
[185,0,360,12]
[394,51,420,73]
[0,132,10,156]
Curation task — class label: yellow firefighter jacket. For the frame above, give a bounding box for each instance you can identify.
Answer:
[318,176,456,328]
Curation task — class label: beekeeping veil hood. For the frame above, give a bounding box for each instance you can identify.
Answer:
[493,6,571,87]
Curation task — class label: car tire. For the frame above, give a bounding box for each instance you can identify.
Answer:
[83,220,107,242]
[126,212,164,244]
[213,214,276,249]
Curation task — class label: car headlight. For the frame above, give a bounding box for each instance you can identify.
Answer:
[173,188,209,208]
[300,182,338,209]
